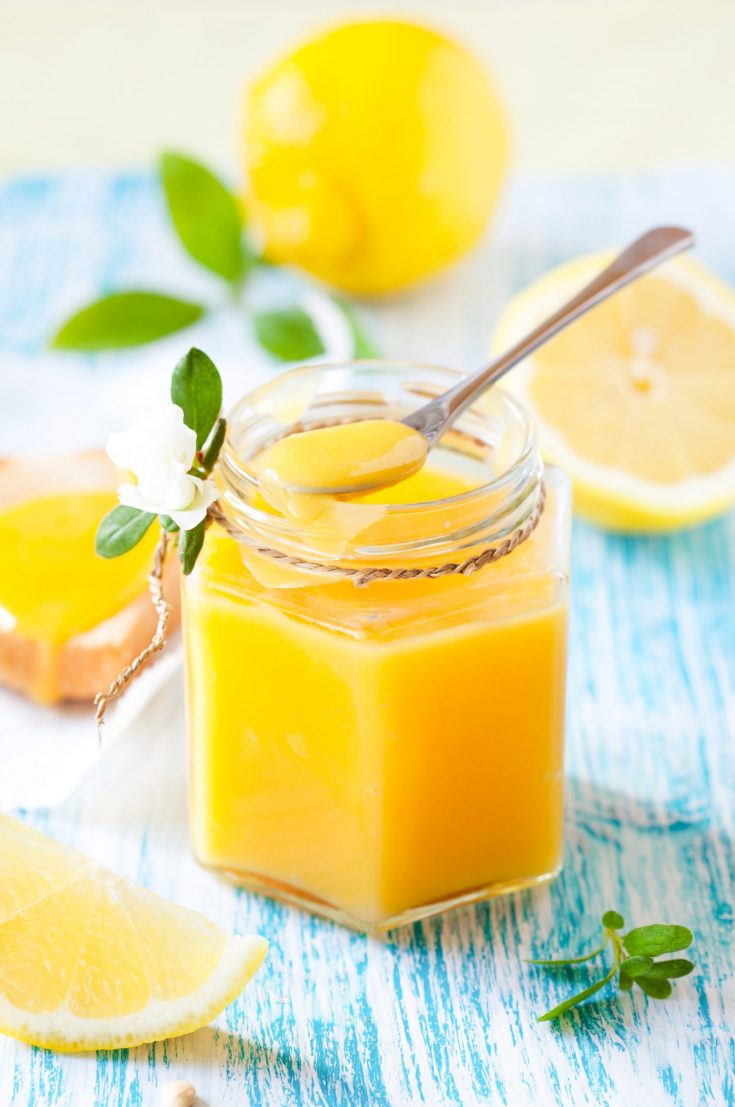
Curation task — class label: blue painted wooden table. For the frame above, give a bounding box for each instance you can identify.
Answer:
[0,169,733,1106]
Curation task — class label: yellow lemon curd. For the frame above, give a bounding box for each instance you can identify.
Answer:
[259,418,428,520]
[184,439,569,930]
[0,491,156,702]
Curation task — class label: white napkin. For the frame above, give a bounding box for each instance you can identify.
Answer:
[0,645,182,810]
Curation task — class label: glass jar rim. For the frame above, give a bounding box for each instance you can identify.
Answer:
[218,360,543,562]
[223,360,539,503]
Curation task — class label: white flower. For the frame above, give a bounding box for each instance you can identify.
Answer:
[116,472,218,529]
[106,404,218,530]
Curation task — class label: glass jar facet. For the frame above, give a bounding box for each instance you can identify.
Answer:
[183,363,571,932]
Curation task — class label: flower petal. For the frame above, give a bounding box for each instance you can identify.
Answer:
[168,478,219,530]
[166,472,200,511]
[116,483,150,512]
[106,405,196,482]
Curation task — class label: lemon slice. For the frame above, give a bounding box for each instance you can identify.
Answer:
[493,254,735,530]
[0,814,268,1052]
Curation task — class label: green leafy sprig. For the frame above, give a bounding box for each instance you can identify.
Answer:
[528,910,695,1021]
[95,347,225,575]
[50,150,377,362]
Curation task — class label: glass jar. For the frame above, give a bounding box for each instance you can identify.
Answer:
[183,362,571,932]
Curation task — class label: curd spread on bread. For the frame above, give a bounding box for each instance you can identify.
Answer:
[0,491,157,702]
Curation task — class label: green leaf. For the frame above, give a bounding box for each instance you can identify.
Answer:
[160,151,245,283]
[51,291,204,351]
[178,520,206,575]
[620,955,654,979]
[636,975,673,1000]
[537,964,619,1022]
[335,298,380,357]
[171,348,223,449]
[527,941,607,968]
[619,969,633,991]
[96,506,155,558]
[623,925,693,958]
[253,308,325,362]
[201,417,227,472]
[159,515,180,533]
[640,959,694,980]
[602,910,625,930]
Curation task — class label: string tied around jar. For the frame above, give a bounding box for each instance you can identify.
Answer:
[208,482,546,588]
[92,483,545,739]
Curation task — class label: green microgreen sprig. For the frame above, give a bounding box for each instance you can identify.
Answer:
[95,347,224,576]
[50,149,378,362]
[528,910,695,1021]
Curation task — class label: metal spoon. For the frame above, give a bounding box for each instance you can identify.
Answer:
[284,225,694,495]
[403,225,694,447]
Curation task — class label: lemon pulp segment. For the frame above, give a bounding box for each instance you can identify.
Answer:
[0,814,267,1052]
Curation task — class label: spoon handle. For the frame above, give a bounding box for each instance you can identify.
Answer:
[406,226,695,443]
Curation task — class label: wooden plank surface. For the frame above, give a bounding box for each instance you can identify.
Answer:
[0,169,733,1106]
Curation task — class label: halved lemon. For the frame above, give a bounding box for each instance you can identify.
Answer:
[0,814,268,1052]
[492,253,735,530]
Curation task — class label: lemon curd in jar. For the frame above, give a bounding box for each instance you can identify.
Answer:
[183,363,571,931]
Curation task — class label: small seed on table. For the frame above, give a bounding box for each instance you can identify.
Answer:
[160,1079,197,1107]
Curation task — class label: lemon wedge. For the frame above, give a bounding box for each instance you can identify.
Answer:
[493,254,735,530]
[0,814,268,1052]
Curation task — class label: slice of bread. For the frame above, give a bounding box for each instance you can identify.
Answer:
[0,451,181,704]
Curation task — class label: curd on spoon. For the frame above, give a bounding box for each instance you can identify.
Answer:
[258,417,428,520]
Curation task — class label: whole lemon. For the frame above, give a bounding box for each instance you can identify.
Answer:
[244,20,508,294]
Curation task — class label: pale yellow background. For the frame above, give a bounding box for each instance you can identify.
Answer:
[1,0,733,175]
